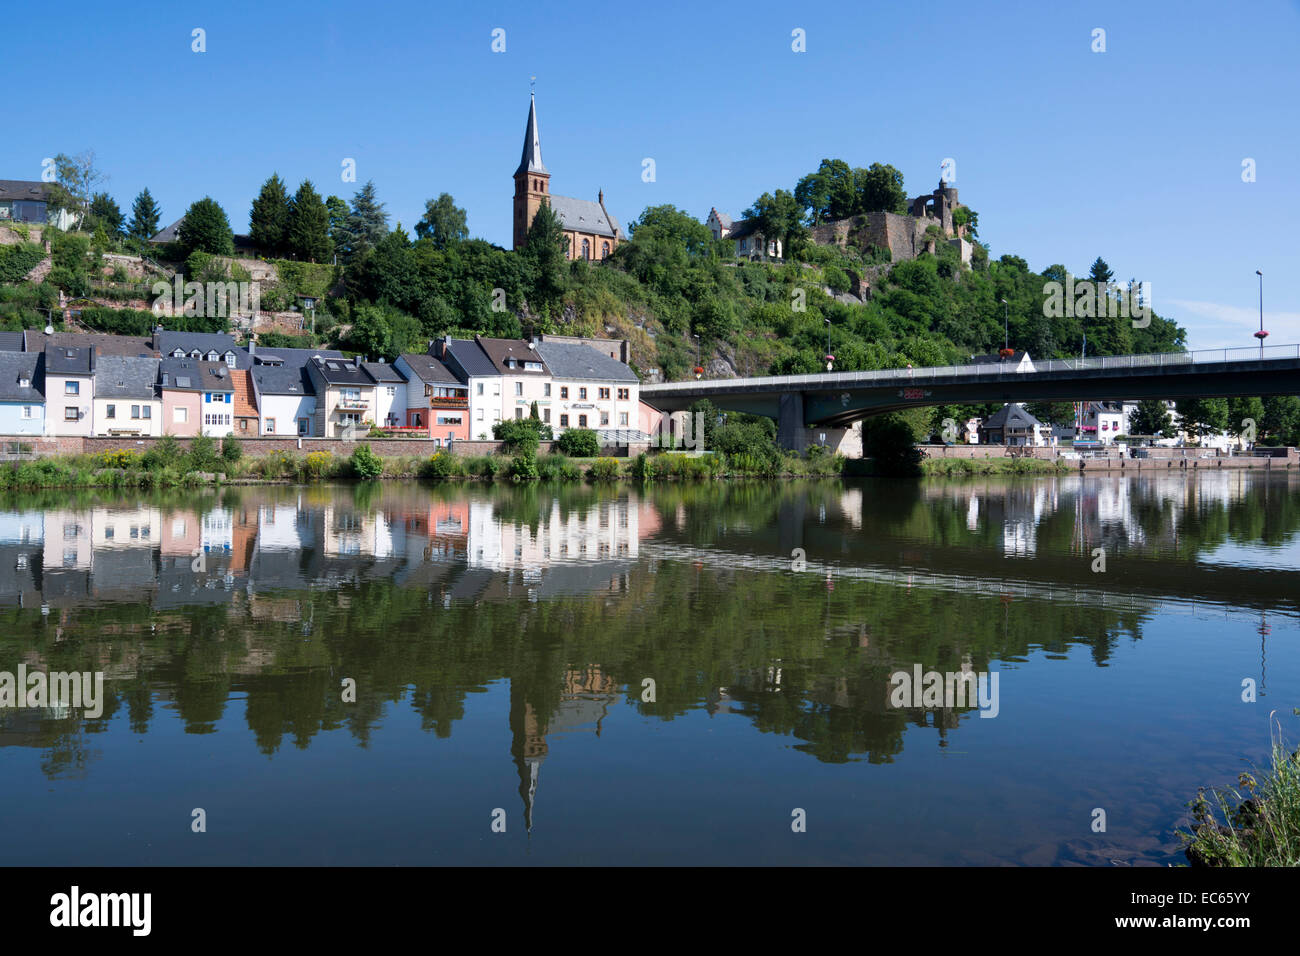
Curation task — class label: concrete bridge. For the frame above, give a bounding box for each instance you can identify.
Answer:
[640,345,1300,449]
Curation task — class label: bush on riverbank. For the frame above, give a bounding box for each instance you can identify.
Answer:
[1180,712,1300,867]
[922,457,1069,476]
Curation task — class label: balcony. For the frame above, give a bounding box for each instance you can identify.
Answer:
[335,398,370,411]
[429,395,468,409]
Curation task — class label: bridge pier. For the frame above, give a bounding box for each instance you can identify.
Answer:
[777,392,804,451]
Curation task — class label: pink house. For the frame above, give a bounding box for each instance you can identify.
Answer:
[159,359,203,436]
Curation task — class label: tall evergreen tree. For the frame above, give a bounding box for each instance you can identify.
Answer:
[522,204,568,308]
[87,192,124,238]
[127,188,161,242]
[249,174,291,257]
[1088,257,1114,285]
[339,180,390,262]
[177,197,234,256]
[287,180,333,262]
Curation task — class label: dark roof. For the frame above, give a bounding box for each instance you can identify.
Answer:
[157,331,239,358]
[514,93,548,177]
[398,353,462,386]
[0,332,25,352]
[983,403,1041,430]
[535,341,636,382]
[308,355,373,386]
[0,352,42,401]
[550,195,620,239]
[150,218,184,243]
[249,345,343,369]
[0,180,50,203]
[44,345,94,375]
[251,364,313,397]
[970,350,1031,365]
[25,330,156,357]
[361,361,405,384]
[474,336,550,376]
[444,339,499,378]
[94,356,160,400]
[726,218,761,241]
[159,359,233,391]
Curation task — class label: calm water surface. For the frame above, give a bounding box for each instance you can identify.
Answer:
[1,472,1297,865]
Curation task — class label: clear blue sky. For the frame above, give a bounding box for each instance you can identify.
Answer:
[10,0,1298,350]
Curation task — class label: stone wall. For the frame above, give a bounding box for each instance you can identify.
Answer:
[12,436,648,460]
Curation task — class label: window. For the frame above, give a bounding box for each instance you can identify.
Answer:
[578,415,588,427]
[65,381,79,395]
[581,239,590,259]
[515,408,524,419]
[559,414,569,428]
[386,386,395,396]
[515,381,523,396]
[298,418,309,436]
[600,412,609,426]
[476,408,484,420]
[21,406,32,419]
[207,351,219,361]
[477,382,484,395]
[106,404,115,419]
[64,407,78,421]
[143,406,151,419]
[599,388,610,400]
[131,405,140,419]
[104,527,114,540]
[239,419,248,432]
[436,415,462,425]
[265,418,275,433]
[560,386,568,399]
[543,408,550,423]
[544,383,551,397]
[602,242,610,259]
[524,361,542,371]
[619,412,629,426]
[579,388,587,400]
[617,388,629,400]
[225,353,236,368]
[19,377,29,388]
[173,407,187,423]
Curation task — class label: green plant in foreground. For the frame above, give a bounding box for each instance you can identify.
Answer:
[1179,709,1300,867]
[349,444,383,480]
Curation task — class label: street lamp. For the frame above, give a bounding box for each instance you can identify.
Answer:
[824,317,834,371]
[1255,270,1268,356]
[693,334,702,379]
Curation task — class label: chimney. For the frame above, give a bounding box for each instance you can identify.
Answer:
[355,355,363,368]
[153,324,163,352]
[248,338,255,356]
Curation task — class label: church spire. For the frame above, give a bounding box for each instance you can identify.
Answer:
[515,91,547,178]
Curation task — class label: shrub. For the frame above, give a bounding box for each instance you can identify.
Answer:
[304,451,334,479]
[221,436,243,463]
[464,455,500,480]
[508,451,540,481]
[630,452,653,481]
[254,450,298,479]
[538,454,582,482]
[493,417,547,454]
[95,449,142,469]
[420,451,462,479]
[587,457,621,481]
[863,413,923,477]
[142,434,184,470]
[349,444,383,480]
[556,428,601,458]
[187,433,220,471]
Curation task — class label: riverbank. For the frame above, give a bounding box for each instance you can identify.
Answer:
[1180,715,1300,867]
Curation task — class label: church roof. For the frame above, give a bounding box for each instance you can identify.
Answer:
[550,194,620,238]
[984,403,1041,430]
[514,93,548,178]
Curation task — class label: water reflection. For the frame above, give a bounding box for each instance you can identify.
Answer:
[0,471,1297,864]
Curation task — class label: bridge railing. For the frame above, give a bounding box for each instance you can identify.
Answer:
[642,344,1300,392]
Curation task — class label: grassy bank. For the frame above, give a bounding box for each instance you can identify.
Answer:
[0,441,848,489]
[920,457,1070,476]
[1179,711,1300,866]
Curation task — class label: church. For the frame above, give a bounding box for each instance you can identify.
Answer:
[512,92,622,261]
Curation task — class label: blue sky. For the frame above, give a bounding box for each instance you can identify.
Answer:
[9,0,1298,350]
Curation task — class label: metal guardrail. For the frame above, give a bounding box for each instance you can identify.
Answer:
[641,344,1300,393]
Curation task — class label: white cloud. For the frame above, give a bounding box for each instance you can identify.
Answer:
[1164,298,1300,351]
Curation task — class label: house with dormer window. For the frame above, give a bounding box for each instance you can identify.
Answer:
[0,352,44,435]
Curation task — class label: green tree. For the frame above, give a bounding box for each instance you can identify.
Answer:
[1261,395,1300,444]
[87,192,124,238]
[1177,398,1229,440]
[1129,399,1173,438]
[521,204,568,308]
[628,205,714,255]
[1227,396,1265,439]
[127,188,161,243]
[46,150,107,228]
[556,428,600,457]
[348,305,391,359]
[415,193,469,248]
[743,189,804,260]
[325,195,350,252]
[250,174,292,256]
[794,159,856,223]
[854,163,908,215]
[177,197,235,256]
[1088,257,1114,285]
[339,180,389,262]
[287,180,333,262]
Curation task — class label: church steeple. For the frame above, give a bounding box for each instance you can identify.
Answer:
[515,92,547,177]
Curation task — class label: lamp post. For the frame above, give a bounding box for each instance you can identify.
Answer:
[693,334,701,379]
[1255,270,1268,356]
[1001,298,1009,352]
[825,317,834,371]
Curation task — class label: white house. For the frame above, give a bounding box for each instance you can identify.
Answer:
[535,339,639,436]
[42,345,95,436]
[251,364,316,437]
[362,361,407,429]
[434,337,504,440]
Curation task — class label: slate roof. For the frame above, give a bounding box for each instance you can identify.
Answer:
[0,180,50,203]
[443,339,499,378]
[25,330,156,357]
[361,361,406,384]
[726,218,761,241]
[251,365,313,397]
[249,345,344,368]
[159,359,232,391]
[514,93,548,177]
[45,345,94,376]
[398,353,462,386]
[535,341,637,382]
[983,403,1041,430]
[150,218,184,243]
[550,195,620,239]
[0,332,25,352]
[474,336,550,376]
[158,331,238,355]
[94,356,160,400]
[309,355,372,386]
[0,352,42,401]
